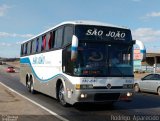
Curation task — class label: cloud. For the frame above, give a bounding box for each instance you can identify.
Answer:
[146,12,160,17]
[0,41,24,49]
[0,32,34,38]
[142,11,160,19]
[16,41,22,45]
[132,28,160,42]
[132,28,160,52]
[0,42,11,47]
[0,4,10,17]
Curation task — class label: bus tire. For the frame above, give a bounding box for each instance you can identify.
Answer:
[30,76,36,94]
[134,84,140,92]
[26,76,36,94]
[58,82,68,107]
[26,75,31,92]
[157,87,160,96]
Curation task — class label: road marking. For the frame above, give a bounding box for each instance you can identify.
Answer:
[0,82,69,121]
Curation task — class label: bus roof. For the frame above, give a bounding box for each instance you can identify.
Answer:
[57,20,129,29]
[22,20,129,44]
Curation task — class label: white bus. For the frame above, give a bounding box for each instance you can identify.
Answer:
[20,21,136,106]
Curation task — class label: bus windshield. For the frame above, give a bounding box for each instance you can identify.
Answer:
[73,43,133,77]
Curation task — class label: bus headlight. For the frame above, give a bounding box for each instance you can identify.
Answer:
[75,84,93,90]
[123,84,133,89]
[127,92,132,97]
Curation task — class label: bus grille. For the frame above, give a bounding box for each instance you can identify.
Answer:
[94,93,120,101]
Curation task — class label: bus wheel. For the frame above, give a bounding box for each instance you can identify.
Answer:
[134,84,140,92]
[58,83,68,106]
[26,77,36,94]
[157,87,160,96]
[26,80,31,92]
[30,77,36,94]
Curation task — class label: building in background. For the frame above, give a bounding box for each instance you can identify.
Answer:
[134,49,160,73]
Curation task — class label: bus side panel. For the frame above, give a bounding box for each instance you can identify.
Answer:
[20,50,63,99]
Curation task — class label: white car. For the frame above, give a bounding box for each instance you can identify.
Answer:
[134,73,160,95]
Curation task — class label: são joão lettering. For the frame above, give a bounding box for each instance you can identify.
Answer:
[86,29,126,39]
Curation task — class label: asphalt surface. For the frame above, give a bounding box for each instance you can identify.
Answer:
[0,64,160,121]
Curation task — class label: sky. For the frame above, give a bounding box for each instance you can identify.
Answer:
[0,0,160,58]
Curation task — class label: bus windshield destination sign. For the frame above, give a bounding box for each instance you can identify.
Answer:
[76,25,132,41]
[86,29,126,40]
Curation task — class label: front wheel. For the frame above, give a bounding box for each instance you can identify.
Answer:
[157,87,160,96]
[26,77,36,94]
[134,84,140,92]
[58,83,68,106]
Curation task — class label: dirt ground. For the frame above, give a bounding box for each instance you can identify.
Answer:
[6,61,20,68]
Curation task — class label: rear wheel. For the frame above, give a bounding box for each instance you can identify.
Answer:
[157,87,160,96]
[58,83,68,106]
[30,80,36,94]
[134,84,140,92]
[26,76,36,94]
[26,79,31,92]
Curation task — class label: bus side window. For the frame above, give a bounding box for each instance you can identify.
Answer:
[46,33,50,51]
[27,42,31,55]
[30,40,33,54]
[32,39,35,54]
[63,26,73,46]
[36,38,39,53]
[42,35,46,51]
[47,31,55,50]
[23,44,25,56]
[21,44,24,56]
[25,43,28,55]
[38,36,42,52]
[51,31,55,48]
[54,27,63,48]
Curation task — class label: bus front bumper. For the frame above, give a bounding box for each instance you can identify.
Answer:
[66,89,134,105]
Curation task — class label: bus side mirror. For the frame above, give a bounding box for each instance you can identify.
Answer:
[135,40,146,62]
[71,35,78,62]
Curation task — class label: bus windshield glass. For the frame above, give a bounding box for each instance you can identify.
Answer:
[73,43,133,77]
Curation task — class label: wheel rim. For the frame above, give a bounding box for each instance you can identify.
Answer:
[27,81,31,90]
[31,82,34,92]
[158,88,160,95]
[59,84,66,105]
[134,85,139,92]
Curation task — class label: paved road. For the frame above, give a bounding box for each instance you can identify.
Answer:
[0,65,160,121]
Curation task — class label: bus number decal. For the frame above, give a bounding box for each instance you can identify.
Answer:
[82,79,97,83]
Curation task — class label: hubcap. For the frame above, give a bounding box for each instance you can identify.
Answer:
[31,83,34,92]
[59,84,66,105]
[134,85,139,92]
[158,88,160,95]
[27,81,31,89]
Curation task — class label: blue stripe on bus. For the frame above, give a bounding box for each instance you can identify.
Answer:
[71,46,77,51]
[140,50,146,53]
[20,58,64,83]
[20,57,31,64]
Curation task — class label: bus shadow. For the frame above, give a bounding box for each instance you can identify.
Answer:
[74,102,115,111]
[114,93,160,110]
